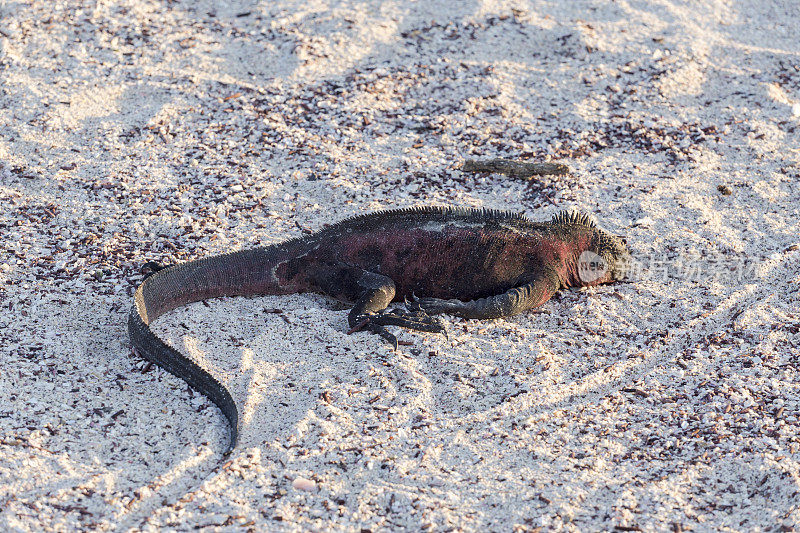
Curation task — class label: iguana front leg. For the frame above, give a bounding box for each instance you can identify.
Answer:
[415,269,562,320]
[311,265,444,348]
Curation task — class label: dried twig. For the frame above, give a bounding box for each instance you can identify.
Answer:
[462,158,570,178]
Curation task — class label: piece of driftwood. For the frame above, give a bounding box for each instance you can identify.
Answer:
[462,158,570,178]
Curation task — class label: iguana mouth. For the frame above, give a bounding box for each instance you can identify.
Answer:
[608,250,633,281]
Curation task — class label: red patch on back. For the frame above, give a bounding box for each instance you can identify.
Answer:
[333,224,558,300]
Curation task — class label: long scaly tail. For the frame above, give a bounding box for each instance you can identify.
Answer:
[128,241,309,453]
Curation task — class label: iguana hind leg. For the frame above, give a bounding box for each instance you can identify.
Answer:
[347,271,445,349]
[311,265,444,348]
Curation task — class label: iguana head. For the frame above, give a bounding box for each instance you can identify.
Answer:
[588,226,630,282]
[552,211,631,286]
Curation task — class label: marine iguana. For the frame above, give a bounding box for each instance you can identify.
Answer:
[129,206,629,453]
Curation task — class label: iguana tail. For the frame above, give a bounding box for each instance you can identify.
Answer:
[127,241,309,454]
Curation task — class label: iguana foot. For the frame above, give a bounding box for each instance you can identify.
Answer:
[141,261,169,279]
[349,307,446,349]
[411,294,466,316]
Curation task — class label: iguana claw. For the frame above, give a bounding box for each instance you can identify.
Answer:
[348,305,446,347]
[405,293,425,313]
[368,323,399,351]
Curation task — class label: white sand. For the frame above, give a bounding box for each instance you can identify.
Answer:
[2,0,800,530]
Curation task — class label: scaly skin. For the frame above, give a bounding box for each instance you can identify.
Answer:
[129,206,629,453]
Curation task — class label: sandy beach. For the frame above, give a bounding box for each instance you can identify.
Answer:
[1,0,799,530]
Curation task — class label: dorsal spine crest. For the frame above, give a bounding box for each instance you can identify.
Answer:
[551,210,596,228]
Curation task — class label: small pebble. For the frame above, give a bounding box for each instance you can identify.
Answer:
[292,477,317,492]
